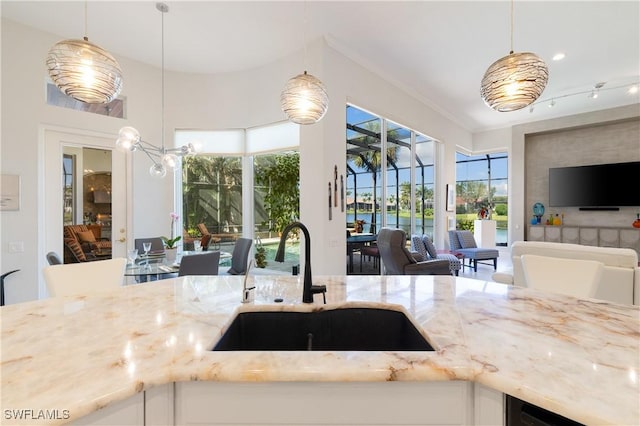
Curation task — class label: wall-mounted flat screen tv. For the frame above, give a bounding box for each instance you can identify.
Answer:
[549,161,640,208]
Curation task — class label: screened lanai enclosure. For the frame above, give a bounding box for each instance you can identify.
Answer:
[346,105,436,237]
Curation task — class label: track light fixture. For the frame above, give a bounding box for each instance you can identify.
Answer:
[528,81,638,112]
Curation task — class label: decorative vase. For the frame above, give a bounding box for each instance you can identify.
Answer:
[633,214,640,229]
[165,248,177,264]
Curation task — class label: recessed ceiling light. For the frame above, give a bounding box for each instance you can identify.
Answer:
[629,86,639,94]
[552,53,566,61]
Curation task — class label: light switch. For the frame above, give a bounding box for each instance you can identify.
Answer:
[8,241,24,253]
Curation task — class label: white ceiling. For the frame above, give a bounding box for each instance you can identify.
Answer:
[2,1,639,132]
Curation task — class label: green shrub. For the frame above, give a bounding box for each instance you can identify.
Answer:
[457,219,474,231]
[494,204,507,216]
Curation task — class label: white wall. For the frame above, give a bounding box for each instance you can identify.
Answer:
[1,19,471,302]
[5,17,634,304]
[1,19,172,303]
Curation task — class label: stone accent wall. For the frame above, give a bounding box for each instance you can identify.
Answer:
[525,118,640,233]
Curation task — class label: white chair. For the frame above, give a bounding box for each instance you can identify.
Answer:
[520,254,603,299]
[44,258,127,297]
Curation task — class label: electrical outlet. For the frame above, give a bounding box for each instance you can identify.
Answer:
[8,241,24,253]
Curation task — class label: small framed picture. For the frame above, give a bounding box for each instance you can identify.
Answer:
[446,184,455,212]
[0,174,20,211]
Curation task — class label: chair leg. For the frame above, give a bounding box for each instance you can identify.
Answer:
[493,258,497,270]
[473,259,478,272]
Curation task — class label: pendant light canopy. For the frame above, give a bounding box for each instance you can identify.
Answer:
[281,71,329,125]
[480,0,548,112]
[46,3,122,104]
[115,2,195,178]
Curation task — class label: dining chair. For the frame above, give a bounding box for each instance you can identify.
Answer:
[178,251,221,276]
[134,237,165,255]
[43,258,127,297]
[520,254,603,299]
[224,238,253,275]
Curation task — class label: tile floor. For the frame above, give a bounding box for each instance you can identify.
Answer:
[347,245,512,281]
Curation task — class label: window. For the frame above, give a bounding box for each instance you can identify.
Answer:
[182,155,243,238]
[346,105,436,236]
[455,152,508,245]
[46,82,125,118]
[63,154,75,226]
[177,123,300,272]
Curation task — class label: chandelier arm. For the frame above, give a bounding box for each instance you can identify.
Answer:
[137,139,164,153]
[139,146,162,163]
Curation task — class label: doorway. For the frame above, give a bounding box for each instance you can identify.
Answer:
[41,127,131,297]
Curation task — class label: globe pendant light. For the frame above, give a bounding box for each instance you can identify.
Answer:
[46,2,122,104]
[115,3,196,178]
[281,71,329,124]
[280,2,328,125]
[480,0,548,112]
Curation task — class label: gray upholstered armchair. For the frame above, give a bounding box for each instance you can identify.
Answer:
[377,228,452,275]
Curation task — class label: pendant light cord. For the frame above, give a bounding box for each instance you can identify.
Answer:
[303,0,308,72]
[509,0,514,54]
[161,4,165,151]
[83,1,88,40]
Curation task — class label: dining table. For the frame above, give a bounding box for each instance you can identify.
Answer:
[346,233,377,273]
[125,250,232,283]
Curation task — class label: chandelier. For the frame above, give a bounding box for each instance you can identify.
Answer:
[480,0,548,112]
[116,3,196,178]
[46,2,122,104]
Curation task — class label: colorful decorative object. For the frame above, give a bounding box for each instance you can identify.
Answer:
[533,202,545,217]
[633,213,640,229]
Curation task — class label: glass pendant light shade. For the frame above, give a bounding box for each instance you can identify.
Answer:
[115,126,140,151]
[46,37,123,104]
[280,71,329,125]
[480,52,549,112]
[149,163,167,178]
[161,153,178,168]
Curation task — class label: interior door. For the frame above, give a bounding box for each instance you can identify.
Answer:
[42,127,131,297]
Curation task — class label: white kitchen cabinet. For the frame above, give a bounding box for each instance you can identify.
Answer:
[175,381,504,426]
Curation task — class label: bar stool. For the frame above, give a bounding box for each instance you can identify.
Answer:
[1,269,20,306]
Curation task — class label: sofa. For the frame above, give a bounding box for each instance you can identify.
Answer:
[492,241,639,305]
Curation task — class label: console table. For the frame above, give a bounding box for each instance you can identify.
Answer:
[527,225,640,255]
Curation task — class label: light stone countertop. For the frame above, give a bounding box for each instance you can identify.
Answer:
[1,275,638,425]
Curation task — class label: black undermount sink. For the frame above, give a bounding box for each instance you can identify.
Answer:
[212,307,434,351]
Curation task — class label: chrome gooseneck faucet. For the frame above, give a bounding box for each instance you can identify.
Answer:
[275,222,326,304]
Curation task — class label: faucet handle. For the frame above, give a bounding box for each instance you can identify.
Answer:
[311,284,327,304]
[242,260,256,303]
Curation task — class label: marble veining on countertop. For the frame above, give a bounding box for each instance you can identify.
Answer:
[1,275,638,425]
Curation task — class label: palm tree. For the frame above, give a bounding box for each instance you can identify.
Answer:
[183,156,243,233]
[348,127,399,233]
